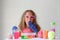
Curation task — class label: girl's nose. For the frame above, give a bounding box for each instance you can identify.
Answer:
[29,17,31,21]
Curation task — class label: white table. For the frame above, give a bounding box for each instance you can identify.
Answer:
[6,38,50,40]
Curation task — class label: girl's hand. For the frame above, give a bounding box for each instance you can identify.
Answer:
[28,21,38,32]
[8,34,13,39]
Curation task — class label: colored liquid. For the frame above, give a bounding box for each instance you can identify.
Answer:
[48,31,55,39]
[43,30,48,39]
[38,30,43,38]
[21,35,35,39]
[14,32,21,39]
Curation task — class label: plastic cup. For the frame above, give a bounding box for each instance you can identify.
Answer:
[14,31,21,39]
[43,30,48,39]
[38,30,43,38]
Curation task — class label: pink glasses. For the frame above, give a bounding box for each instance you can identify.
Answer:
[26,16,35,18]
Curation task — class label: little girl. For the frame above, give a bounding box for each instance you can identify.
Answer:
[18,10,41,33]
[9,10,41,39]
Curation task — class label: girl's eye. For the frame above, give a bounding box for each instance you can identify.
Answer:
[26,16,29,18]
[31,16,35,18]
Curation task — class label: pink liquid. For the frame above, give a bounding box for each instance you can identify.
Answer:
[38,30,43,38]
[14,32,21,39]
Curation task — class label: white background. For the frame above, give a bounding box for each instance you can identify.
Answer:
[0,0,60,40]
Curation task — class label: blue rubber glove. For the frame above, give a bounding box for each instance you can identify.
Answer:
[28,21,38,33]
[12,26,18,34]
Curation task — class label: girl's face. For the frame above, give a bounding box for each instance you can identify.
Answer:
[24,12,35,26]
